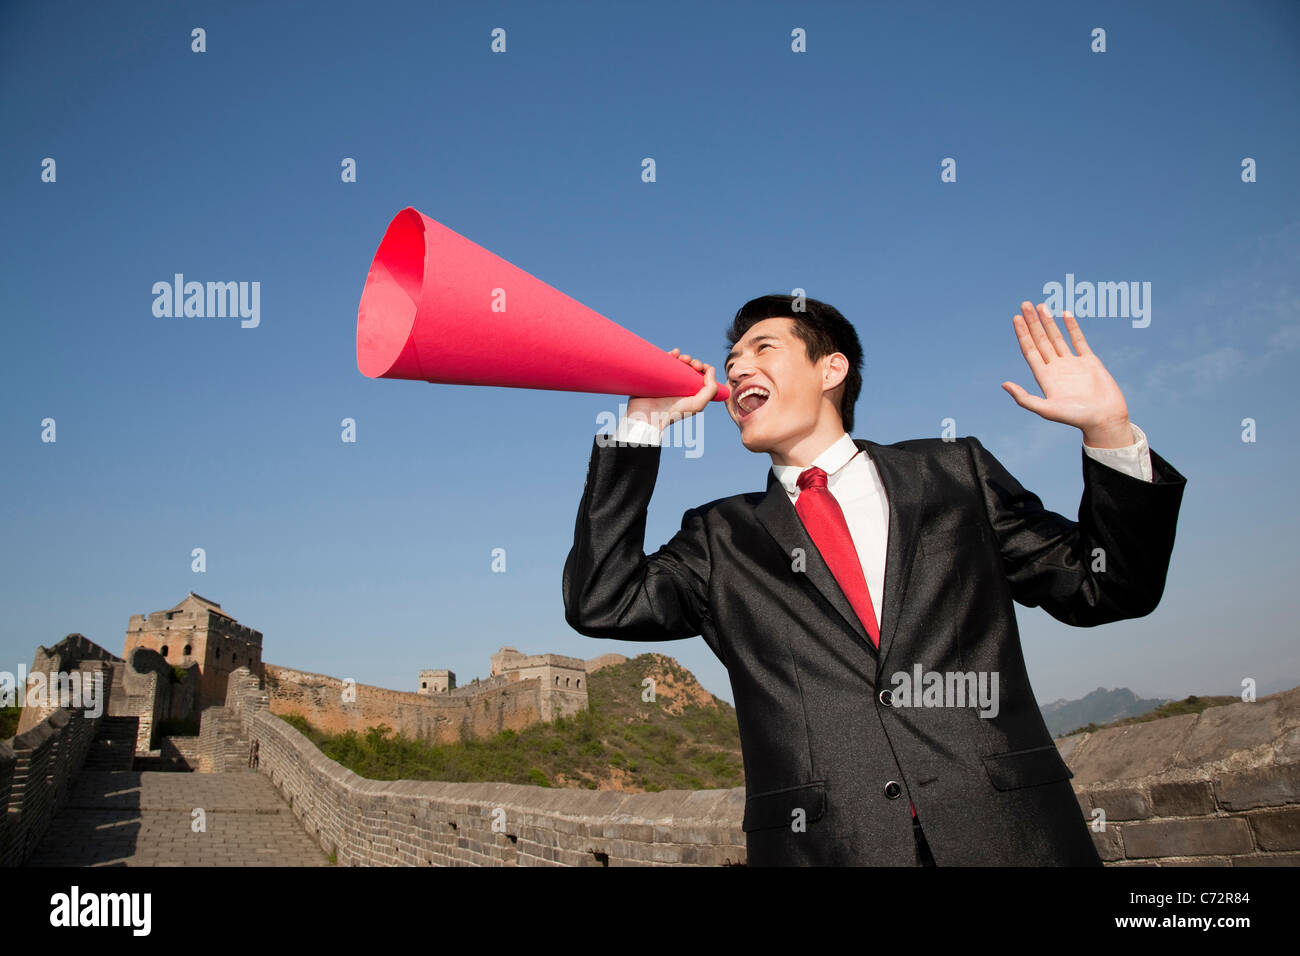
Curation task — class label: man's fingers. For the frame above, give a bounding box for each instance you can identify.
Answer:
[676,349,703,367]
[696,364,717,397]
[1019,301,1055,364]
[1012,314,1047,373]
[680,364,716,414]
[669,347,707,370]
[1036,303,1072,358]
[1063,312,1093,356]
[1002,381,1047,415]
[664,350,715,413]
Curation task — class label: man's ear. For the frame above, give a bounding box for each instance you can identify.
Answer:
[822,352,849,393]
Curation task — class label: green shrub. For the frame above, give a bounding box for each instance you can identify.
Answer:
[281,712,312,734]
[0,706,21,740]
[526,767,550,787]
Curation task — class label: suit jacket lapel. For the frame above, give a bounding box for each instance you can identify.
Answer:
[754,439,925,671]
[861,439,924,668]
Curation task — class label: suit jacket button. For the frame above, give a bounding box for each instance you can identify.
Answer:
[878,689,893,707]
[884,780,902,799]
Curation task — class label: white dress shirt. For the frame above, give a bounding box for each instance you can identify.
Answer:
[607,416,1154,630]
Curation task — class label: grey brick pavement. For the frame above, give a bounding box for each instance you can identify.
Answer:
[26,770,330,867]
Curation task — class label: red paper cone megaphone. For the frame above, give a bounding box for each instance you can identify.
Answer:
[356,208,730,402]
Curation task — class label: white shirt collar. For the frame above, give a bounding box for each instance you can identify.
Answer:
[772,432,864,497]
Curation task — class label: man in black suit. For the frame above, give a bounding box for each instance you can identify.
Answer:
[562,294,1186,865]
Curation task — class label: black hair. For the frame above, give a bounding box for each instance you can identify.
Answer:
[725,294,864,433]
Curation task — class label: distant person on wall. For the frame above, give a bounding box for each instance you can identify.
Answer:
[563,294,1186,865]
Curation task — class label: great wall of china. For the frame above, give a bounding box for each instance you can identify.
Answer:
[3,593,1298,866]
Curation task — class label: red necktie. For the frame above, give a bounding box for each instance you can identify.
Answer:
[794,466,880,649]
[796,466,916,819]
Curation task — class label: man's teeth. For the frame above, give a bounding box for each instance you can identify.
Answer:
[738,387,770,414]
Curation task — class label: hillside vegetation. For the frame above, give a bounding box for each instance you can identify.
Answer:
[1059,694,1241,737]
[0,706,20,740]
[278,653,744,792]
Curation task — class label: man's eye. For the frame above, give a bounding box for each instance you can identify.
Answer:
[727,342,774,376]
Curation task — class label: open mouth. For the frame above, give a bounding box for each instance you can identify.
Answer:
[735,385,771,421]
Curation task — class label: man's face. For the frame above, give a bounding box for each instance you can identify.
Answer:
[724,316,840,454]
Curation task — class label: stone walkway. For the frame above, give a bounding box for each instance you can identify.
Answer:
[27,771,330,866]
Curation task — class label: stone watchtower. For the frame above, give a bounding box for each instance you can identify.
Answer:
[490,646,587,690]
[489,646,588,721]
[123,592,263,709]
[418,669,455,695]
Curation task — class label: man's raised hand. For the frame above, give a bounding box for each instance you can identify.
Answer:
[1003,301,1133,448]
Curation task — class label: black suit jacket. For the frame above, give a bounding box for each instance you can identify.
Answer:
[562,432,1187,865]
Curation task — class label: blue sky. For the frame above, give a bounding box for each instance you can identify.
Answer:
[2,0,1297,710]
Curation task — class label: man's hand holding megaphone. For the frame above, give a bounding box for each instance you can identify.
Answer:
[625,348,720,436]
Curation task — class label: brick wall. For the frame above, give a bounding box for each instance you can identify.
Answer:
[118,647,174,753]
[224,667,745,865]
[161,735,201,767]
[1,707,100,865]
[197,704,251,773]
[1062,687,1300,865]
[16,661,112,736]
[263,662,584,746]
[218,665,1300,867]
[0,741,13,865]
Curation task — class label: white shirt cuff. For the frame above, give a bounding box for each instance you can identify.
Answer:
[607,414,662,447]
[1083,422,1152,482]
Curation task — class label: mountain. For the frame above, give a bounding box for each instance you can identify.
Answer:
[1039,687,1169,737]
